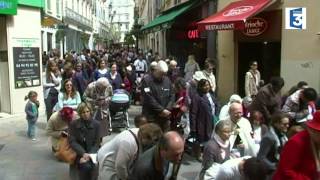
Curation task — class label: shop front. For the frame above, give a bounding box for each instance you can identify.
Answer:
[0,0,44,114]
[197,0,281,101]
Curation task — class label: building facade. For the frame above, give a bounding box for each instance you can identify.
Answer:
[106,0,135,43]
[0,0,44,114]
[211,0,320,102]
[41,0,113,54]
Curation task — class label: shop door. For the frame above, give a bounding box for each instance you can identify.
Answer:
[238,41,281,97]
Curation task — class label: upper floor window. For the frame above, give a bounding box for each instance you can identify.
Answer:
[56,0,61,16]
[174,0,181,5]
[46,0,51,10]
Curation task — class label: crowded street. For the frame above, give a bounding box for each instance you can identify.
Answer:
[1,0,320,180]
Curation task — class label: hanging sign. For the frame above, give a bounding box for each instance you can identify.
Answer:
[242,17,268,36]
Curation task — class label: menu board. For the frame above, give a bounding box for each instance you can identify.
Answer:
[13,47,40,88]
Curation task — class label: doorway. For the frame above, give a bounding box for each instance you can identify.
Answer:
[237,41,281,97]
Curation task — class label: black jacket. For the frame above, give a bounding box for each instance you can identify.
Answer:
[68,118,100,157]
[141,75,174,121]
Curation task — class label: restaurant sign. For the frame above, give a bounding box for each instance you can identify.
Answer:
[0,0,17,15]
[242,17,268,36]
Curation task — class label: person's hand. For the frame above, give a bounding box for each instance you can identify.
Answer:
[82,153,91,161]
[180,105,188,112]
[121,83,125,87]
[79,157,88,164]
[237,144,245,149]
[60,131,68,137]
[160,109,171,118]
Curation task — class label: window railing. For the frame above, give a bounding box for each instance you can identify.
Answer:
[65,7,93,29]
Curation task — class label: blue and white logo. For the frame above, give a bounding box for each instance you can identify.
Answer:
[285,7,306,30]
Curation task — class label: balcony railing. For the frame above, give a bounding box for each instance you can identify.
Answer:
[65,7,93,31]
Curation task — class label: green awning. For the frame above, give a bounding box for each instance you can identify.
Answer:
[0,0,17,15]
[141,1,197,32]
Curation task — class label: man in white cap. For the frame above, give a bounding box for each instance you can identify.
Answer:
[141,60,175,132]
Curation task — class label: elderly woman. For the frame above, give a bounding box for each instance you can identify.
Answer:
[69,102,100,180]
[54,79,81,111]
[46,107,78,153]
[194,60,216,93]
[97,123,163,180]
[200,120,232,179]
[83,77,113,138]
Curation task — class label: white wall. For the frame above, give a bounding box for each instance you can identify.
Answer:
[281,0,320,92]
[6,6,44,114]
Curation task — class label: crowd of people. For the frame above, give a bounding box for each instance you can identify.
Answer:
[23,47,320,180]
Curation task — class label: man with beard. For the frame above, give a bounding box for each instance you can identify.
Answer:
[141,60,175,132]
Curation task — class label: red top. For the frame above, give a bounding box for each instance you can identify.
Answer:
[273,130,318,180]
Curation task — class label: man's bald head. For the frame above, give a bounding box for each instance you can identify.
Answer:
[229,102,243,122]
[159,131,184,163]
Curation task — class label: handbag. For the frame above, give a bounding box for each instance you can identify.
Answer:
[54,136,77,165]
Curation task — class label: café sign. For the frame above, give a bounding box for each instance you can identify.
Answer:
[0,0,17,15]
[242,17,268,36]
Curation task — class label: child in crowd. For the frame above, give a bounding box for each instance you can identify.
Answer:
[24,91,39,141]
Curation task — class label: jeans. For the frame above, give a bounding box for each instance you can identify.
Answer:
[27,120,36,138]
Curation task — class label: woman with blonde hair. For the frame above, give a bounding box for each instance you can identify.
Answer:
[184,54,200,81]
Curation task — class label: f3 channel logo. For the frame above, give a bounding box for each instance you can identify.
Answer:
[285,7,306,30]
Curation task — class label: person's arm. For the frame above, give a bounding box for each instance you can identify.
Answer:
[257,136,277,171]
[256,91,272,120]
[141,79,165,114]
[46,117,63,138]
[83,85,95,105]
[202,143,218,170]
[68,121,86,156]
[56,92,64,111]
[25,102,36,119]
[282,100,308,121]
[244,72,251,97]
[115,141,133,180]
[165,83,175,110]
[190,95,199,133]
[88,122,101,153]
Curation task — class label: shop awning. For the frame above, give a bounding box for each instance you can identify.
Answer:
[141,1,197,32]
[197,0,271,31]
[0,0,17,15]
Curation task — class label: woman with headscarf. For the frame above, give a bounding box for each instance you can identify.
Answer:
[199,120,232,179]
[46,107,79,153]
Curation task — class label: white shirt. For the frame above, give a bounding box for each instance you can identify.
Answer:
[134,59,148,72]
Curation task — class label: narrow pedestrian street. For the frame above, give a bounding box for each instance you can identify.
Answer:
[0,106,201,180]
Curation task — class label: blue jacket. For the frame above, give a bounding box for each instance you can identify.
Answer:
[25,100,38,122]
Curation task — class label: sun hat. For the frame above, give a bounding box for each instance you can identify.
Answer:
[306,111,320,131]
